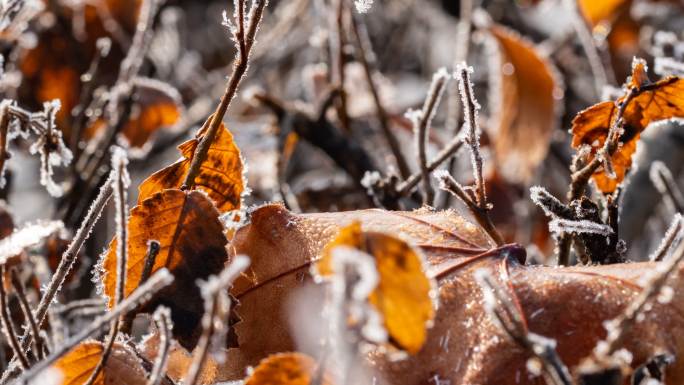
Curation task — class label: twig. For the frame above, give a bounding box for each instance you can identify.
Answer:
[409,68,450,205]
[182,0,267,190]
[395,135,464,196]
[476,270,572,385]
[18,269,174,384]
[349,12,411,180]
[329,0,351,133]
[457,64,486,208]
[9,270,43,360]
[0,265,29,370]
[436,171,503,246]
[650,161,684,213]
[120,240,160,334]
[82,148,129,385]
[147,307,172,385]
[650,214,683,262]
[0,101,11,190]
[183,256,250,385]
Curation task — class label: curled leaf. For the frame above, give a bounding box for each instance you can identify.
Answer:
[485,23,562,185]
[316,222,437,354]
[571,61,684,193]
[51,341,148,385]
[138,117,244,212]
[101,189,229,349]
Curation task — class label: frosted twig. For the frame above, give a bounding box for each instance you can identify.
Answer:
[530,186,574,219]
[593,235,684,364]
[121,240,161,334]
[182,0,267,190]
[147,307,172,385]
[457,63,486,208]
[0,265,29,370]
[329,0,350,133]
[118,0,164,83]
[395,135,464,196]
[18,269,174,384]
[0,101,11,189]
[476,270,572,385]
[10,270,44,360]
[350,12,410,179]
[650,214,683,262]
[183,256,250,385]
[650,161,684,213]
[435,170,503,246]
[83,148,129,385]
[410,68,450,205]
[549,218,613,237]
[354,0,373,13]
[0,221,63,264]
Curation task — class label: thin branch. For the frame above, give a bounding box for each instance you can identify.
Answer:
[457,63,486,208]
[476,270,572,385]
[650,214,683,262]
[395,135,464,196]
[349,12,410,180]
[0,265,30,370]
[409,68,450,205]
[83,148,129,385]
[329,0,351,133]
[436,171,504,246]
[182,0,268,190]
[18,269,174,384]
[121,240,160,334]
[183,256,250,385]
[0,101,11,190]
[147,307,172,385]
[9,270,43,360]
[650,161,684,213]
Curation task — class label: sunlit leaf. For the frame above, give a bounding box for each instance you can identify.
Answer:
[244,352,332,385]
[51,341,148,385]
[138,116,244,212]
[571,61,684,193]
[101,189,229,349]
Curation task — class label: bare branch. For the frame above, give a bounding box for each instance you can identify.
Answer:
[650,161,684,213]
[650,214,683,262]
[0,265,29,370]
[147,307,172,385]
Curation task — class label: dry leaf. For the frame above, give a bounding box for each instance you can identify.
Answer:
[571,61,684,193]
[244,352,332,385]
[138,117,244,212]
[316,222,436,354]
[222,206,684,385]
[221,204,490,379]
[101,189,229,349]
[577,0,629,28]
[85,78,182,150]
[486,23,561,185]
[51,340,148,385]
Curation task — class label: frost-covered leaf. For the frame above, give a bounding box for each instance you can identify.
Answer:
[0,220,62,264]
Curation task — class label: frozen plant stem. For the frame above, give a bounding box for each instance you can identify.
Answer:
[147,307,172,385]
[412,69,450,205]
[9,270,43,360]
[650,214,683,262]
[329,0,351,133]
[83,148,129,385]
[18,269,174,384]
[395,136,464,196]
[0,265,30,370]
[557,87,638,266]
[650,161,684,213]
[182,0,268,190]
[349,13,410,180]
[477,270,572,385]
[183,256,250,385]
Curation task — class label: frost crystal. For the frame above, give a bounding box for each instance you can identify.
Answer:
[525,357,542,376]
[30,100,73,197]
[657,286,674,304]
[548,218,613,237]
[354,0,373,13]
[0,220,63,264]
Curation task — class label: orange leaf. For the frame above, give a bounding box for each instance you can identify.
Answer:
[140,330,218,385]
[571,61,684,193]
[51,341,148,385]
[486,24,562,185]
[577,0,629,28]
[101,189,229,349]
[316,223,436,354]
[244,352,332,385]
[137,117,244,212]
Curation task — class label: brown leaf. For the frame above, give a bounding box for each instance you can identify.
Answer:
[51,340,148,385]
[486,24,562,185]
[244,352,332,385]
[316,222,436,354]
[138,117,244,212]
[101,189,229,349]
[222,206,684,385]
[571,61,684,193]
[221,204,490,380]
[85,78,182,150]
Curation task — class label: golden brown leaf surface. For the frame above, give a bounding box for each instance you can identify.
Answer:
[577,0,629,27]
[138,118,244,212]
[487,24,560,185]
[571,63,684,193]
[140,330,218,385]
[102,189,228,349]
[244,352,332,385]
[223,205,684,385]
[51,341,148,385]
[316,222,436,354]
